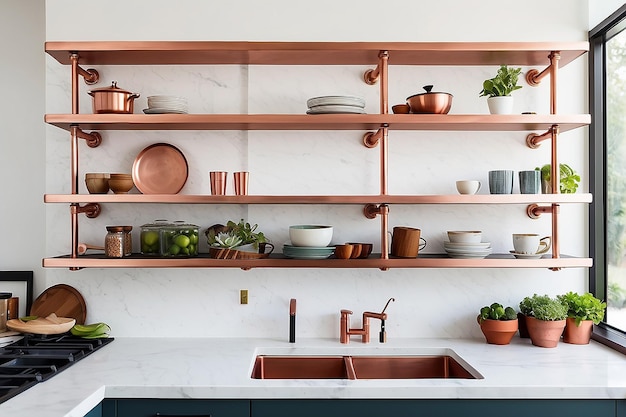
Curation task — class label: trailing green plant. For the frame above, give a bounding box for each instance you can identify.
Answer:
[557,291,606,326]
[205,219,268,249]
[479,65,523,97]
[536,163,581,194]
[519,294,567,321]
[479,302,517,322]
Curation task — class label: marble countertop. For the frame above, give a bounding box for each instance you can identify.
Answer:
[2,337,626,417]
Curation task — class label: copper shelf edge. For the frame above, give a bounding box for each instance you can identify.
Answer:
[42,253,593,270]
[45,41,588,67]
[44,114,591,133]
[44,193,593,205]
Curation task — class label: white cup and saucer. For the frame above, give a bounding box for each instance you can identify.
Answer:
[510,234,551,259]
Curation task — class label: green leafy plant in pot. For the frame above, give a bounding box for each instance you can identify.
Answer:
[557,291,606,344]
[536,163,580,194]
[479,64,523,114]
[519,294,568,348]
[477,302,519,345]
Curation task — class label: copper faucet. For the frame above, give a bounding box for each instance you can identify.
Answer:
[340,298,395,344]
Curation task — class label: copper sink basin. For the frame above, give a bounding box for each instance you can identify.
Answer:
[251,354,480,380]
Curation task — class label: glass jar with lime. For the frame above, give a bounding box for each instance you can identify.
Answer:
[140,220,171,256]
[160,221,199,257]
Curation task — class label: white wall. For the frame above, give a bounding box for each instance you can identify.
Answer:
[589,0,625,29]
[39,0,591,339]
[0,1,46,294]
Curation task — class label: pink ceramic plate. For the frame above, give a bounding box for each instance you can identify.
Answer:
[132,143,188,194]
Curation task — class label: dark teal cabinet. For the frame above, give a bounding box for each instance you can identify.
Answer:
[251,399,616,417]
[84,403,102,417]
[100,399,249,417]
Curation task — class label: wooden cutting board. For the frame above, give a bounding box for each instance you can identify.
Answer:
[7,313,75,335]
[30,284,87,324]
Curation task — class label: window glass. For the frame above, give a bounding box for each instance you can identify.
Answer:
[605,29,626,329]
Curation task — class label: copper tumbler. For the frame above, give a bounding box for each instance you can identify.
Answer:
[234,171,249,195]
[210,171,227,195]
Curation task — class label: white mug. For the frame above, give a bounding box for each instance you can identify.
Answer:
[512,234,551,255]
[456,180,481,195]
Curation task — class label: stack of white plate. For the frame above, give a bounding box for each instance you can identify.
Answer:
[443,241,492,259]
[283,243,335,259]
[306,95,366,114]
[144,95,188,114]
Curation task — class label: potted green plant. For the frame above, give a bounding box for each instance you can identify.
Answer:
[477,302,519,345]
[519,294,568,348]
[479,64,523,114]
[205,219,272,256]
[557,291,606,344]
[536,163,580,194]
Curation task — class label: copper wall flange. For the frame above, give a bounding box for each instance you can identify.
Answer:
[363,68,379,85]
[527,203,559,219]
[82,68,99,85]
[76,129,102,148]
[363,129,383,148]
[363,203,382,219]
[525,68,542,87]
[525,51,560,87]
[71,203,101,219]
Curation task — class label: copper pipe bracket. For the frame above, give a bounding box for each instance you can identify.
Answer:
[526,125,558,149]
[81,68,99,85]
[527,203,559,219]
[363,203,389,219]
[74,127,102,148]
[363,126,387,148]
[363,50,389,85]
[71,203,101,219]
[525,51,561,87]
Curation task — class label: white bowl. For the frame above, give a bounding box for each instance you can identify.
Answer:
[289,225,333,247]
[447,230,482,244]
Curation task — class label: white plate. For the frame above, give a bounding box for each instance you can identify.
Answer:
[143,108,188,114]
[444,242,491,250]
[510,250,545,259]
[306,105,366,114]
[444,246,492,254]
[447,253,491,259]
[307,95,365,108]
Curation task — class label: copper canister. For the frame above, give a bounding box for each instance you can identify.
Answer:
[0,292,12,332]
[7,297,18,320]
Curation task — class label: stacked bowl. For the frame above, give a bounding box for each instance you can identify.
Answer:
[144,95,188,114]
[306,95,365,114]
[283,225,334,259]
[444,231,492,259]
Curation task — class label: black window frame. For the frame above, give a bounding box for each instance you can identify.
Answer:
[589,3,626,354]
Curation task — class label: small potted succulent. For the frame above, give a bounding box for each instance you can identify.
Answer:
[477,302,519,345]
[205,219,273,259]
[557,291,606,344]
[536,163,581,194]
[479,64,523,114]
[519,294,568,348]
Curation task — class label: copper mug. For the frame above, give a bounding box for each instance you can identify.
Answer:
[390,227,427,258]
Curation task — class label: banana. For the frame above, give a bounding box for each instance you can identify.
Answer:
[70,322,111,338]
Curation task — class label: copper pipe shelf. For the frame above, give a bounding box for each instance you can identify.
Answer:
[44,193,593,205]
[42,253,592,270]
[45,41,587,66]
[45,114,590,133]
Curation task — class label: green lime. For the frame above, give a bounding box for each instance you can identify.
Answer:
[173,235,190,248]
[168,244,181,256]
[142,231,159,247]
[189,233,199,245]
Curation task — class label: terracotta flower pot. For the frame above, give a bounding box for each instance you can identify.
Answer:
[525,316,566,348]
[562,317,593,345]
[477,316,518,345]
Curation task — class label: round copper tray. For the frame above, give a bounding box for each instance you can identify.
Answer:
[132,143,188,194]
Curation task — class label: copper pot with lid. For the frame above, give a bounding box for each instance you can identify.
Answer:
[88,81,140,114]
[406,85,453,114]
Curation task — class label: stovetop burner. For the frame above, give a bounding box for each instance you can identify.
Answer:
[0,333,113,405]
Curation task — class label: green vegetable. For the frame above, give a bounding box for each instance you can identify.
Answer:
[478,302,517,322]
[70,322,111,338]
[536,163,581,194]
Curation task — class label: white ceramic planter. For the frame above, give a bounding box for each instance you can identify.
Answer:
[487,96,514,114]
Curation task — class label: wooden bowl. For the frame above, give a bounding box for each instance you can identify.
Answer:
[108,174,134,194]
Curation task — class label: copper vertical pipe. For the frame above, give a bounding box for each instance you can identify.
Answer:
[550,125,560,258]
[549,52,560,115]
[380,126,389,195]
[70,125,80,194]
[379,51,389,115]
[380,204,389,260]
[70,54,80,115]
